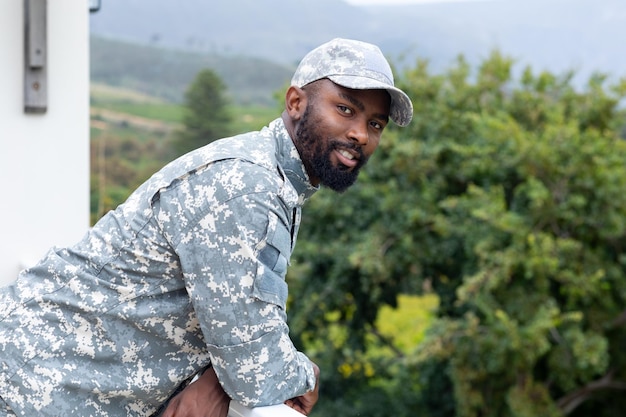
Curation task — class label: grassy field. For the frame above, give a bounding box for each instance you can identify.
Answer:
[91,83,278,134]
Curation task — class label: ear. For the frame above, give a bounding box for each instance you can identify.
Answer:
[285,86,307,121]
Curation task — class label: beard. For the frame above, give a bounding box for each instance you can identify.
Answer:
[295,105,368,193]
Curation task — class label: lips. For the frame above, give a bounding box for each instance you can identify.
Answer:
[334,147,360,168]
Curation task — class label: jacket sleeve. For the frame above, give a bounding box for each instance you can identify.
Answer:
[152,159,316,407]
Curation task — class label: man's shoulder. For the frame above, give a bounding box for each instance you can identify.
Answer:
[156,125,277,181]
[158,126,284,194]
[128,119,292,208]
[204,128,279,169]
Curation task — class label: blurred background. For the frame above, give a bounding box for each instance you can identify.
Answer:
[89,1,626,416]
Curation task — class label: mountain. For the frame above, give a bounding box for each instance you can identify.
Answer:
[90,0,626,102]
[90,36,293,106]
[90,0,373,66]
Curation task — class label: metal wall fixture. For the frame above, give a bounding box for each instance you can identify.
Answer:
[89,0,101,13]
[23,0,47,114]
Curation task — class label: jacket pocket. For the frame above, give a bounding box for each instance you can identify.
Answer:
[252,211,291,310]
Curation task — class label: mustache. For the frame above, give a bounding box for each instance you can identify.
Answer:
[328,139,369,166]
[331,140,366,161]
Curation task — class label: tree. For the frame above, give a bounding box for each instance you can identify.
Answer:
[288,51,626,416]
[173,68,233,156]
[401,53,626,417]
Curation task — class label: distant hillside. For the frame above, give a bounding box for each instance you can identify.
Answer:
[90,0,372,65]
[91,0,626,87]
[90,36,293,106]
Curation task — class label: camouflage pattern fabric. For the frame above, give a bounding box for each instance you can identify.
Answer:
[0,398,17,417]
[0,118,317,416]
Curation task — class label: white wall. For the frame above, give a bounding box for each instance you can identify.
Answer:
[0,1,90,286]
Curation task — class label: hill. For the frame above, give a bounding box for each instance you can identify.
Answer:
[90,36,293,106]
[91,0,626,86]
[90,0,372,65]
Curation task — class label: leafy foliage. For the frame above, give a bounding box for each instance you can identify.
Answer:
[288,51,626,416]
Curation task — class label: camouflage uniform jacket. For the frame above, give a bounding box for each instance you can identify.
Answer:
[0,118,318,416]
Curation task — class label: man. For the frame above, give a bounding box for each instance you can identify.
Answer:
[0,38,412,417]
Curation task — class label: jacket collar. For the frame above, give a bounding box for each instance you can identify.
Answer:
[269,118,318,204]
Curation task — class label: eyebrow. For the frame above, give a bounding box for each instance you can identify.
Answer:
[338,92,389,124]
[339,92,365,112]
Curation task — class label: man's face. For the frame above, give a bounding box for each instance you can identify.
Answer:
[294,80,391,193]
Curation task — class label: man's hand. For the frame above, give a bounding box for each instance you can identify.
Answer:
[284,362,320,416]
[161,366,231,417]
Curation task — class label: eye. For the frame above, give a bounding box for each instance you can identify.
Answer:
[338,105,353,115]
[370,120,385,131]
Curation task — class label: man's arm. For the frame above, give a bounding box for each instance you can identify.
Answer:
[161,366,230,417]
[161,362,320,417]
[153,160,316,407]
[283,362,320,415]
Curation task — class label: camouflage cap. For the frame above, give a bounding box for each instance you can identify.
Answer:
[291,38,413,127]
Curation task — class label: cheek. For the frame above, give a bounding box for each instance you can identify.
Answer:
[365,135,381,156]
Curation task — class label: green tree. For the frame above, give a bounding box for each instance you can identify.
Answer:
[401,53,626,417]
[288,52,626,416]
[173,68,233,156]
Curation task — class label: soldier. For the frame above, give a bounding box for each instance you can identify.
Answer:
[0,38,412,417]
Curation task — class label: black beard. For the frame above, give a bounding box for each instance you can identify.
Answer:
[295,105,368,193]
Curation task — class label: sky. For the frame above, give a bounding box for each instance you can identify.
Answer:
[345,0,483,5]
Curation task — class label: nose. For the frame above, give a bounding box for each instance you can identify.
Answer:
[347,121,369,146]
